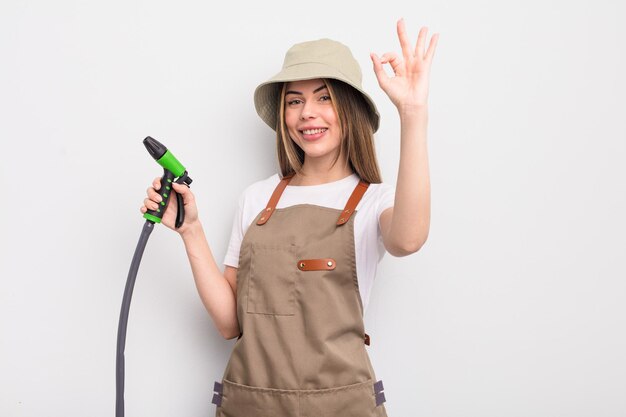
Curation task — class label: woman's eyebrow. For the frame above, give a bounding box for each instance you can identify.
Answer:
[285,85,327,95]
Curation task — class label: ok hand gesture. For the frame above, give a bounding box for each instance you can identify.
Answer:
[371,18,439,111]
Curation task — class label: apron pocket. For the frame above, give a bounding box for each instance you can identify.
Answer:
[247,243,297,316]
[300,379,386,417]
[220,379,299,417]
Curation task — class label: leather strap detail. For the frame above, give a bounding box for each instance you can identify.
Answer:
[364,333,371,346]
[257,174,294,225]
[337,180,370,226]
[297,258,336,271]
[375,392,386,406]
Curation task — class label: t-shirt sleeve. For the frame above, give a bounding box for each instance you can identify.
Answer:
[223,190,246,268]
[376,183,395,227]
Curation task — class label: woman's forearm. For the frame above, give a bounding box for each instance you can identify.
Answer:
[179,221,239,339]
[391,104,431,252]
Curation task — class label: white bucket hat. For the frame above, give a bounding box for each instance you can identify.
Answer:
[253,38,380,133]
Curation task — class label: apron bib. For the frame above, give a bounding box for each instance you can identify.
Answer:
[213,175,388,417]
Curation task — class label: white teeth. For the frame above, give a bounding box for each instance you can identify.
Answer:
[302,128,327,135]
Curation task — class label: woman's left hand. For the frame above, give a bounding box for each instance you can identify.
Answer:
[371,18,439,111]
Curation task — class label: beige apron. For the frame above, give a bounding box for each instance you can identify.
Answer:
[212,174,388,417]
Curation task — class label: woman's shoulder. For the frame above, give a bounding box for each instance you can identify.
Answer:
[238,173,281,206]
[243,173,280,193]
[363,180,395,201]
[358,180,395,215]
[366,180,394,192]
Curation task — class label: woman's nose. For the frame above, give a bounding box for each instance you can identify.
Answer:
[300,101,317,120]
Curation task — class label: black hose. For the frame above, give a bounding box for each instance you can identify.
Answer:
[116,220,155,417]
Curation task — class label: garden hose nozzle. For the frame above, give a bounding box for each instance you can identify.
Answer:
[142,136,192,228]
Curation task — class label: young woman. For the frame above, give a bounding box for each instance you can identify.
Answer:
[141,19,438,417]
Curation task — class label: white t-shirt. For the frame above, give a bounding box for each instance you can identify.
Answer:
[223,173,395,313]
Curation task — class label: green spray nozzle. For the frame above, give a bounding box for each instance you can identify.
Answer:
[142,136,192,227]
[143,136,186,177]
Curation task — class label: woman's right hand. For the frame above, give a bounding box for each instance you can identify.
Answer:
[140,176,200,234]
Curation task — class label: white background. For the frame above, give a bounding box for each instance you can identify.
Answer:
[1,0,625,416]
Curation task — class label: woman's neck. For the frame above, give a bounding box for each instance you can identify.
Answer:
[290,159,354,186]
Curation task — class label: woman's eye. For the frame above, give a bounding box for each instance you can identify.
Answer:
[320,95,331,101]
[287,99,303,105]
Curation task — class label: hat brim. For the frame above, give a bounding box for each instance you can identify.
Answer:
[254,62,380,133]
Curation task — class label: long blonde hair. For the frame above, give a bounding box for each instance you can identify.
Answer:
[276,79,382,184]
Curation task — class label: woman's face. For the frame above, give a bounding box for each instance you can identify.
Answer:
[284,79,342,164]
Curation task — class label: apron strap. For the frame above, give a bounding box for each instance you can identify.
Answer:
[337,180,370,226]
[257,174,294,225]
[257,174,370,226]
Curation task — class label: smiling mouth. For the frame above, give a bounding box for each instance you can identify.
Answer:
[300,128,328,135]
